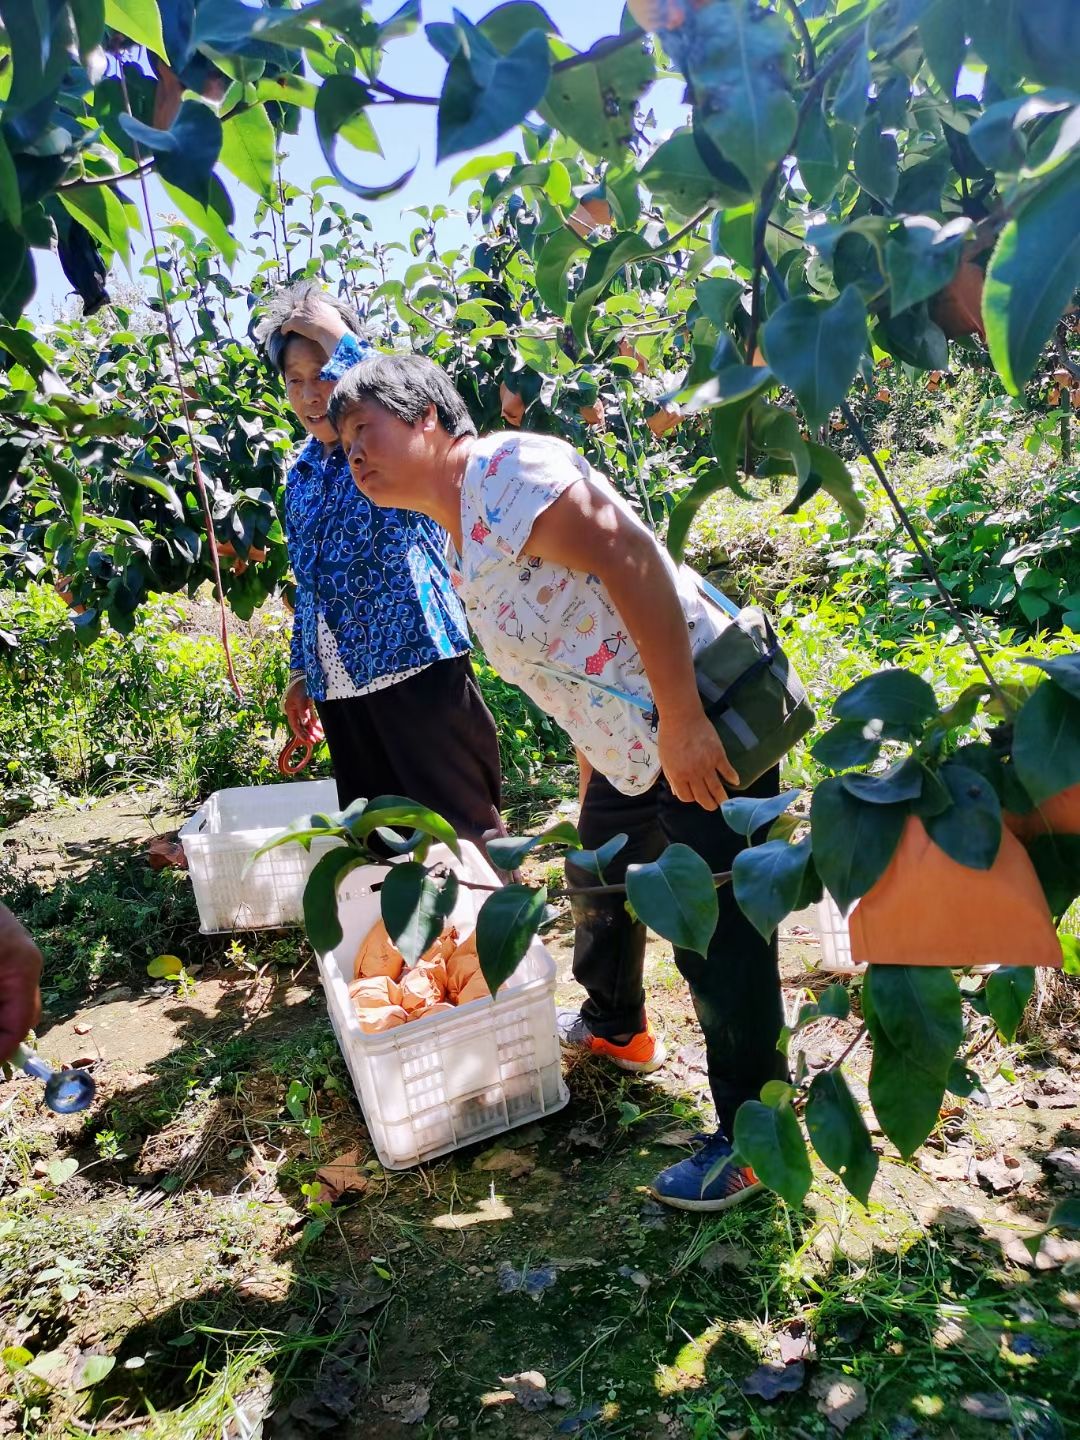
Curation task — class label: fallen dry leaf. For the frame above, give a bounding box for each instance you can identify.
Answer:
[741,1362,805,1400]
[500,1371,553,1410]
[653,1128,699,1147]
[976,1153,1024,1195]
[380,1381,430,1424]
[812,1373,868,1432]
[776,1319,815,1365]
[566,1125,604,1150]
[314,1149,369,1203]
[475,1146,536,1179]
[73,1023,92,1036]
[700,1242,752,1275]
[959,1392,1010,1421]
[918,1148,974,1182]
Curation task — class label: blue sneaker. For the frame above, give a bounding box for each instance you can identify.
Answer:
[648,1131,764,1212]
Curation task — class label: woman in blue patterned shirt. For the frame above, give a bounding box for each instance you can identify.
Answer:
[256,283,502,842]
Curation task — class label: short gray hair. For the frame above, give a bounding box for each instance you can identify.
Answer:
[328,353,478,438]
[253,280,365,374]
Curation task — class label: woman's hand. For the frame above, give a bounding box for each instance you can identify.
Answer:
[657,707,739,811]
[280,293,349,357]
[0,904,42,1065]
[284,678,324,745]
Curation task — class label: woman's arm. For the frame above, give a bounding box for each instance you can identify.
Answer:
[525,479,738,810]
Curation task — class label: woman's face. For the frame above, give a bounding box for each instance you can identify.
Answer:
[336,398,437,509]
[282,335,337,445]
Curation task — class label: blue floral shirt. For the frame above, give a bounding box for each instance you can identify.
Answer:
[285,333,471,702]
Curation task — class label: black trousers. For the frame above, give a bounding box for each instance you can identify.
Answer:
[315,656,503,845]
[566,765,787,1136]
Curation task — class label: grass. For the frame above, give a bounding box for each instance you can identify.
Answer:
[2,863,1078,1440]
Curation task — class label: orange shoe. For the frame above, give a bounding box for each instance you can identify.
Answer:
[557,1009,667,1074]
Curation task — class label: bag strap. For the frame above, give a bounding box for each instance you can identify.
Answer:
[698,577,741,618]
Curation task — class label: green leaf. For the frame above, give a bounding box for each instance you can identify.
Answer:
[285,1079,310,1121]
[803,443,866,532]
[721,789,801,839]
[863,965,964,1081]
[885,217,967,314]
[833,30,870,125]
[1013,681,1080,805]
[474,883,548,994]
[833,668,939,730]
[541,33,655,160]
[1025,834,1080,920]
[640,128,748,216]
[436,16,551,162]
[854,121,899,206]
[924,761,1002,870]
[625,843,719,957]
[688,3,797,191]
[450,150,518,190]
[119,100,223,205]
[841,757,924,806]
[0,131,21,230]
[867,1030,947,1159]
[69,0,105,59]
[810,778,907,913]
[42,458,84,532]
[818,983,850,1020]
[812,721,883,772]
[485,819,581,873]
[534,227,589,314]
[570,231,655,344]
[732,1100,811,1208]
[984,158,1080,395]
[46,1157,79,1187]
[303,848,367,955]
[1028,654,1080,704]
[920,0,967,96]
[349,795,461,858]
[797,99,850,205]
[564,833,628,881]
[761,287,867,433]
[380,863,458,966]
[315,76,414,200]
[219,105,276,200]
[146,953,183,978]
[2,1346,32,1374]
[72,1354,115,1391]
[159,176,238,267]
[59,185,138,270]
[731,837,815,942]
[985,966,1036,1044]
[670,364,773,415]
[665,395,761,560]
[104,0,165,57]
[806,1069,877,1205]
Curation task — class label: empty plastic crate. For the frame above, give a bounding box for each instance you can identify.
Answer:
[813,894,866,974]
[180,779,343,933]
[319,841,568,1170]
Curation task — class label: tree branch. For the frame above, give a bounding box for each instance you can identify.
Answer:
[781,0,816,77]
[760,250,1009,708]
[58,160,155,190]
[367,79,439,105]
[550,29,645,74]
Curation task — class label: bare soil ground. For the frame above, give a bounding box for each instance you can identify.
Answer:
[1,794,1078,1439]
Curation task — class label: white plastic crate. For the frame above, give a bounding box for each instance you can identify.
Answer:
[319,841,568,1170]
[813,894,866,974]
[813,893,998,974]
[180,779,343,933]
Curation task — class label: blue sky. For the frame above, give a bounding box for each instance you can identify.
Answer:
[32,0,689,318]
